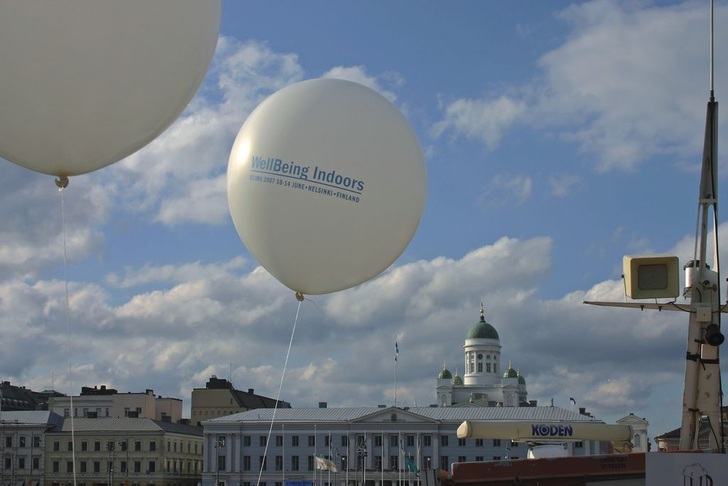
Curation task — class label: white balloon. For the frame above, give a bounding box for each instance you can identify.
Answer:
[228,78,427,295]
[0,0,221,177]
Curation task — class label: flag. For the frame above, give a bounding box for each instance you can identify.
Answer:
[314,456,337,472]
[395,342,399,362]
[404,455,419,477]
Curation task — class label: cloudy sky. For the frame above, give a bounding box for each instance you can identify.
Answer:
[1,0,727,443]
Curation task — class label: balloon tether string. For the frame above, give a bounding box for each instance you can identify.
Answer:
[256,293,303,486]
[57,177,77,486]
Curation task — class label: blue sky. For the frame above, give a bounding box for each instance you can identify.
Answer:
[1,0,727,444]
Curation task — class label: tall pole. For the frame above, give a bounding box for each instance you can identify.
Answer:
[679,0,723,451]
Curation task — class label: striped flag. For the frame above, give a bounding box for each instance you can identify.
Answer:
[395,342,399,362]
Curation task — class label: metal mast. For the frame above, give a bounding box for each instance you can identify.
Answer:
[679,0,723,451]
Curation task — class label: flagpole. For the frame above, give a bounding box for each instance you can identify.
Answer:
[394,340,399,408]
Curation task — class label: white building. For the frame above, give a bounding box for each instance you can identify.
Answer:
[436,305,527,407]
[48,386,183,423]
[0,411,62,486]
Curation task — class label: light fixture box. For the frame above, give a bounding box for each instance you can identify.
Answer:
[623,255,680,299]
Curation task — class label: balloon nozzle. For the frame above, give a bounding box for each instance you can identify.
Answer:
[55,176,69,189]
[295,292,304,302]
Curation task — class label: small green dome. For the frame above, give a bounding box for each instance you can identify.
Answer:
[466,305,499,340]
[518,373,526,385]
[453,370,464,386]
[438,362,452,380]
[503,362,518,379]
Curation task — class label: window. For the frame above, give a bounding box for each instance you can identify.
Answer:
[475,456,483,462]
[341,436,348,446]
[19,436,26,447]
[308,435,315,447]
[53,441,60,451]
[374,435,382,447]
[134,441,142,452]
[94,461,101,473]
[150,440,156,451]
[134,461,142,473]
[120,461,127,473]
[259,436,267,447]
[52,461,59,473]
[243,435,251,446]
[291,435,299,447]
[94,441,101,451]
[275,435,283,447]
[374,455,382,470]
[492,456,501,461]
[439,456,449,470]
[217,455,226,471]
[458,438,466,447]
[492,439,501,447]
[440,435,449,447]
[475,439,483,447]
[291,455,299,471]
[423,435,431,447]
[148,460,156,473]
[275,455,283,471]
[217,435,226,447]
[389,455,398,470]
[32,457,40,470]
[457,456,466,463]
[33,436,41,448]
[18,457,25,469]
[243,456,251,471]
[424,456,432,470]
[324,435,330,447]
[68,441,73,451]
[486,363,491,373]
[81,441,88,451]
[79,461,87,473]
[307,456,314,471]
[406,435,415,447]
[66,461,73,473]
[390,435,398,447]
[259,456,267,471]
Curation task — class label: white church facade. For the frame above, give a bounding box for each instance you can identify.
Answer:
[436,305,527,408]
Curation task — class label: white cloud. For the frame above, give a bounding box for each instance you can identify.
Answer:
[432,2,728,172]
[432,95,527,149]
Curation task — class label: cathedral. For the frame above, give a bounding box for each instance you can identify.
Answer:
[436,305,528,407]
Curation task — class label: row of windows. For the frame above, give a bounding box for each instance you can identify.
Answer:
[4,456,42,470]
[62,407,144,418]
[52,439,156,452]
[222,434,528,449]
[48,438,199,454]
[3,435,42,448]
[215,454,533,473]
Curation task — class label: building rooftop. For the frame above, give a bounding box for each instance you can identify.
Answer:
[204,405,602,425]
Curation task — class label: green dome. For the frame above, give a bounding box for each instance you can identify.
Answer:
[518,373,526,385]
[466,307,499,340]
[503,364,518,379]
[438,363,452,379]
[453,371,464,386]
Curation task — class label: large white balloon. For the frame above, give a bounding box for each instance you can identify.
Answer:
[0,0,221,177]
[228,78,427,295]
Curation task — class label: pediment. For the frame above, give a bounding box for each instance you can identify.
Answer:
[351,406,440,425]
